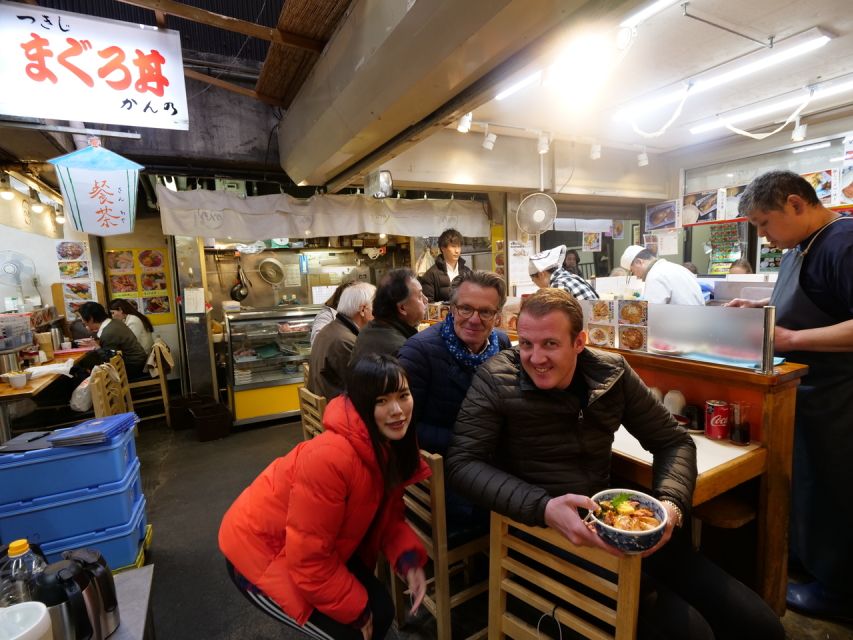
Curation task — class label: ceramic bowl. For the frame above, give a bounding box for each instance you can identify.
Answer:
[588,488,667,554]
[4,372,28,388]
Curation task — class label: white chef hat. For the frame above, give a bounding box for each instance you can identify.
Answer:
[620,245,645,270]
[529,245,567,276]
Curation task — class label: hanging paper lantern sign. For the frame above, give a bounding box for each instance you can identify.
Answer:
[49,145,143,236]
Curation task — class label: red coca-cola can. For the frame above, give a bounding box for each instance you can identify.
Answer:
[705,400,730,440]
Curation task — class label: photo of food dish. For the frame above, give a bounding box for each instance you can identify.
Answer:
[56,241,85,261]
[141,271,167,291]
[138,249,164,269]
[583,232,602,252]
[841,166,853,204]
[611,221,624,240]
[801,170,832,203]
[645,200,678,231]
[588,324,615,347]
[682,191,718,224]
[63,282,92,300]
[144,296,170,314]
[106,250,134,272]
[619,326,647,351]
[648,341,684,356]
[58,261,89,279]
[619,301,647,325]
[591,300,613,322]
[110,274,138,293]
[66,300,87,317]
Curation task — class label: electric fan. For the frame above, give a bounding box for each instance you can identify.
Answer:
[0,250,39,305]
[516,192,557,236]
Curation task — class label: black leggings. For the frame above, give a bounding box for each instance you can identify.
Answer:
[226,558,395,640]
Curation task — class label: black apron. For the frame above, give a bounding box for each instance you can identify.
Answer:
[769,216,853,595]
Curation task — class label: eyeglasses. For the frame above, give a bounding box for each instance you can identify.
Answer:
[454,304,498,321]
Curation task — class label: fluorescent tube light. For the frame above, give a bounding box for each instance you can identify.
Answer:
[620,0,680,29]
[495,71,542,101]
[792,142,831,154]
[690,78,853,133]
[615,28,833,122]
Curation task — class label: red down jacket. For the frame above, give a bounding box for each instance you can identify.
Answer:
[219,395,429,626]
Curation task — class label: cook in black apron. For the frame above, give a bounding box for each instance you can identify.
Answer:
[769,216,853,610]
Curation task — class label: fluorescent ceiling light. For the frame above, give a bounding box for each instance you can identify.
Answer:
[829,156,844,162]
[792,141,831,154]
[457,112,473,133]
[690,77,853,133]
[615,28,833,122]
[620,0,680,29]
[495,71,542,101]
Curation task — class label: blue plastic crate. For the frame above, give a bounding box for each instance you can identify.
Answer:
[41,496,147,571]
[0,458,141,545]
[0,425,136,506]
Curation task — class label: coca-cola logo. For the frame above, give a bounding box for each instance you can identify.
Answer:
[709,415,728,426]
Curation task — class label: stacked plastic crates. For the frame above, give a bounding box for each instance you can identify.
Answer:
[0,414,149,571]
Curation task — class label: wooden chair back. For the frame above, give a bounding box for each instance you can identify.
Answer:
[394,451,489,640]
[90,364,131,418]
[108,353,134,414]
[298,386,327,440]
[129,341,172,427]
[488,512,641,640]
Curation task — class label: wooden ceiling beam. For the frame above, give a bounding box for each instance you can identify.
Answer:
[113,0,325,53]
[154,10,167,28]
[184,68,285,108]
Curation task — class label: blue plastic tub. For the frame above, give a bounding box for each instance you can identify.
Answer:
[41,496,147,570]
[0,458,141,545]
[0,427,136,506]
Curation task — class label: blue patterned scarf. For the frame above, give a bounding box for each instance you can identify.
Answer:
[439,313,501,369]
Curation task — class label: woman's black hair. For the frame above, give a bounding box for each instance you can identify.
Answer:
[345,354,420,492]
[109,299,154,332]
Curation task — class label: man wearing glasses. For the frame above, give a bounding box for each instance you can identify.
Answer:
[398,270,511,534]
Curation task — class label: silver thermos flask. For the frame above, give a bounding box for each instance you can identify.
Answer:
[51,327,64,351]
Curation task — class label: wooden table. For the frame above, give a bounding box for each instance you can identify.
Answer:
[0,351,88,444]
[605,349,808,615]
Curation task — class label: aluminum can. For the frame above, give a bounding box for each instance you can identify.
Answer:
[705,400,730,440]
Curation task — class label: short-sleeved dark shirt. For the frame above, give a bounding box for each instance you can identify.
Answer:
[799,215,853,322]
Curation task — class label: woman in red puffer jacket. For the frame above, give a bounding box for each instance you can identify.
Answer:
[219,354,429,639]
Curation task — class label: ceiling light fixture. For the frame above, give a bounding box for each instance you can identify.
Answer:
[457,112,473,133]
[637,148,649,167]
[590,143,602,160]
[482,131,497,151]
[619,0,680,29]
[495,71,542,101]
[791,141,831,154]
[616,27,833,123]
[690,77,853,134]
[791,117,807,142]
[29,188,44,213]
[537,132,550,155]
[0,173,14,201]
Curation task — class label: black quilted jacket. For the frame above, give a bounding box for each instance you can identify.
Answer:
[446,347,696,527]
[419,255,472,303]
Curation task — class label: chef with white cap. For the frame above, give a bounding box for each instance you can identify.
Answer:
[620,245,704,305]
[529,245,598,301]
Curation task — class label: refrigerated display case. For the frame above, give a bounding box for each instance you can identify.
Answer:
[224,306,321,425]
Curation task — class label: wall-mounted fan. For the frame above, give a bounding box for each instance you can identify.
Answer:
[258,257,286,285]
[0,250,39,305]
[516,192,557,236]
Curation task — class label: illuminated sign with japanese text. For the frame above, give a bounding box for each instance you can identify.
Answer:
[0,1,188,130]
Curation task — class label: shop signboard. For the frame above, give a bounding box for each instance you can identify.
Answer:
[49,144,143,236]
[0,1,188,130]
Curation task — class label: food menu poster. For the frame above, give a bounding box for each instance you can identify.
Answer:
[56,240,96,319]
[645,200,678,231]
[682,190,718,225]
[708,222,742,275]
[105,247,176,325]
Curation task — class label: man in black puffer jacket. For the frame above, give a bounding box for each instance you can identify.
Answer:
[447,289,784,640]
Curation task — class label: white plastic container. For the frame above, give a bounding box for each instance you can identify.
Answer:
[0,601,53,640]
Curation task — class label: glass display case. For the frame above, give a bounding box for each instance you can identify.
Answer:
[224,306,321,425]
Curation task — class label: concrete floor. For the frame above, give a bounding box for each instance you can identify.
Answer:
[137,418,853,639]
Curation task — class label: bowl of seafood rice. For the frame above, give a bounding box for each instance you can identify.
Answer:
[588,488,668,553]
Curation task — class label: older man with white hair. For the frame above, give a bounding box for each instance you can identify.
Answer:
[620,245,704,305]
[307,281,376,399]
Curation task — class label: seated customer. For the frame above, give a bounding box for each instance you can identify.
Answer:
[446,289,783,640]
[308,282,375,400]
[529,245,598,301]
[351,269,426,361]
[109,299,154,354]
[78,301,147,377]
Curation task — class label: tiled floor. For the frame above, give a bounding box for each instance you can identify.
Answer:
[137,418,853,639]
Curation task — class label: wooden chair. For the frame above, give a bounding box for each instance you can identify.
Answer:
[109,353,134,415]
[129,341,172,427]
[394,451,489,640]
[489,512,641,640]
[90,364,131,418]
[298,386,327,440]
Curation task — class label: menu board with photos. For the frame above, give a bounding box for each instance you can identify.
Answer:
[105,247,175,325]
[708,222,743,275]
[55,240,96,319]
